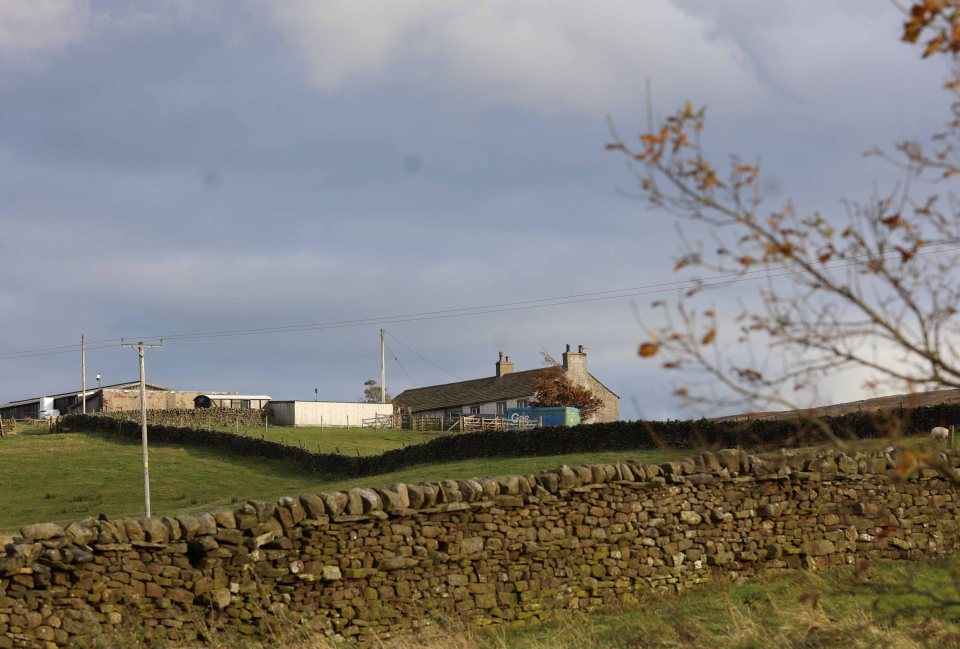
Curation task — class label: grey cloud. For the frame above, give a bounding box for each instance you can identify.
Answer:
[0,1,953,419]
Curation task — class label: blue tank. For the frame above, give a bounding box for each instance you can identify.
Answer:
[506,407,581,428]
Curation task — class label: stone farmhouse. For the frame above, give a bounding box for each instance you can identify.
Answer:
[393,345,619,423]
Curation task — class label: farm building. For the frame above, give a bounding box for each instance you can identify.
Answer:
[0,382,241,419]
[266,401,394,427]
[194,394,271,410]
[393,345,619,423]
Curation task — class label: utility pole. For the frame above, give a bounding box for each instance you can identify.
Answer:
[81,335,86,414]
[121,339,162,518]
[380,328,386,403]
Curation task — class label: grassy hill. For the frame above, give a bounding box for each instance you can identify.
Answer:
[202,423,448,455]
[0,428,689,533]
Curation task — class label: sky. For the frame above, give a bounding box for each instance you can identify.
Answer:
[0,0,953,419]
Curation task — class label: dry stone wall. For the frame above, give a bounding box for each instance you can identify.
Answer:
[96,408,264,429]
[1,447,960,648]
[0,421,14,437]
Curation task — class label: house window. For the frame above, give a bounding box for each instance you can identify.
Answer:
[470,406,480,415]
[516,399,528,409]
[496,401,506,416]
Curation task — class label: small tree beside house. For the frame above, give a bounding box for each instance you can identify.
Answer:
[529,354,603,420]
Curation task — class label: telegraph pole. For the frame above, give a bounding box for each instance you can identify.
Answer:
[81,335,86,414]
[380,328,386,403]
[121,339,162,517]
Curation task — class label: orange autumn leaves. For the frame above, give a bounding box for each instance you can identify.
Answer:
[638,327,716,359]
[903,0,960,59]
[638,341,660,357]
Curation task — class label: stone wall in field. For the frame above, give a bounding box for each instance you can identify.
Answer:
[0,420,14,437]
[1,447,960,647]
[96,408,265,429]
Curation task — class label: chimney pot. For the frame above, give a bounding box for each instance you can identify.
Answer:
[499,351,503,360]
[578,345,584,353]
[566,344,571,352]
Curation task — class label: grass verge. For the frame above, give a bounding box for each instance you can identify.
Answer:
[94,560,960,648]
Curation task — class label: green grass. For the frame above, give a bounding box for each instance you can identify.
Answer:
[0,429,689,533]
[203,424,449,455]
[480,559,960,649]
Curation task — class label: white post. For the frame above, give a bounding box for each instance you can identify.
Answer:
[122,339,161,518]
[81,335,86,414]
[138,344,150,517]
[380,328,386,403]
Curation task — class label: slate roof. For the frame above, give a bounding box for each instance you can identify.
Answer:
[393,369,549,413]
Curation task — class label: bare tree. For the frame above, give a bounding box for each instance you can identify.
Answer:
[611,3,960,436]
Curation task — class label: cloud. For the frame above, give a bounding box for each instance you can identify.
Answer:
[0,0,91,64]
[264,0,761,116]
[679,1,949,126]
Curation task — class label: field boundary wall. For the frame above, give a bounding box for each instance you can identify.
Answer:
[0,446,958,646]
[96,408,264,429]
[60,403,960,481]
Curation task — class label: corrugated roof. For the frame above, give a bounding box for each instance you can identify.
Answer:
[393,369,548,412]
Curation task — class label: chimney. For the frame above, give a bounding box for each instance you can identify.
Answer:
[496,351,514,378]
[562,343,588,381]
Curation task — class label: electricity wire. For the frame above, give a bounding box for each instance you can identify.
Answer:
[2,242,959,361]
[386,332,463,381]
[384,342,416,390]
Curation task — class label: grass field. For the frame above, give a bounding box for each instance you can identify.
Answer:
[99,560,960,648]
[489,560,960,649]
[0,429,690,532]
[203,424,448,455]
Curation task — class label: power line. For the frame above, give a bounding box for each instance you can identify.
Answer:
[97,243,960,345]
[387,332,464,380]
[2,242,959,361]
[384,342,417,389]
